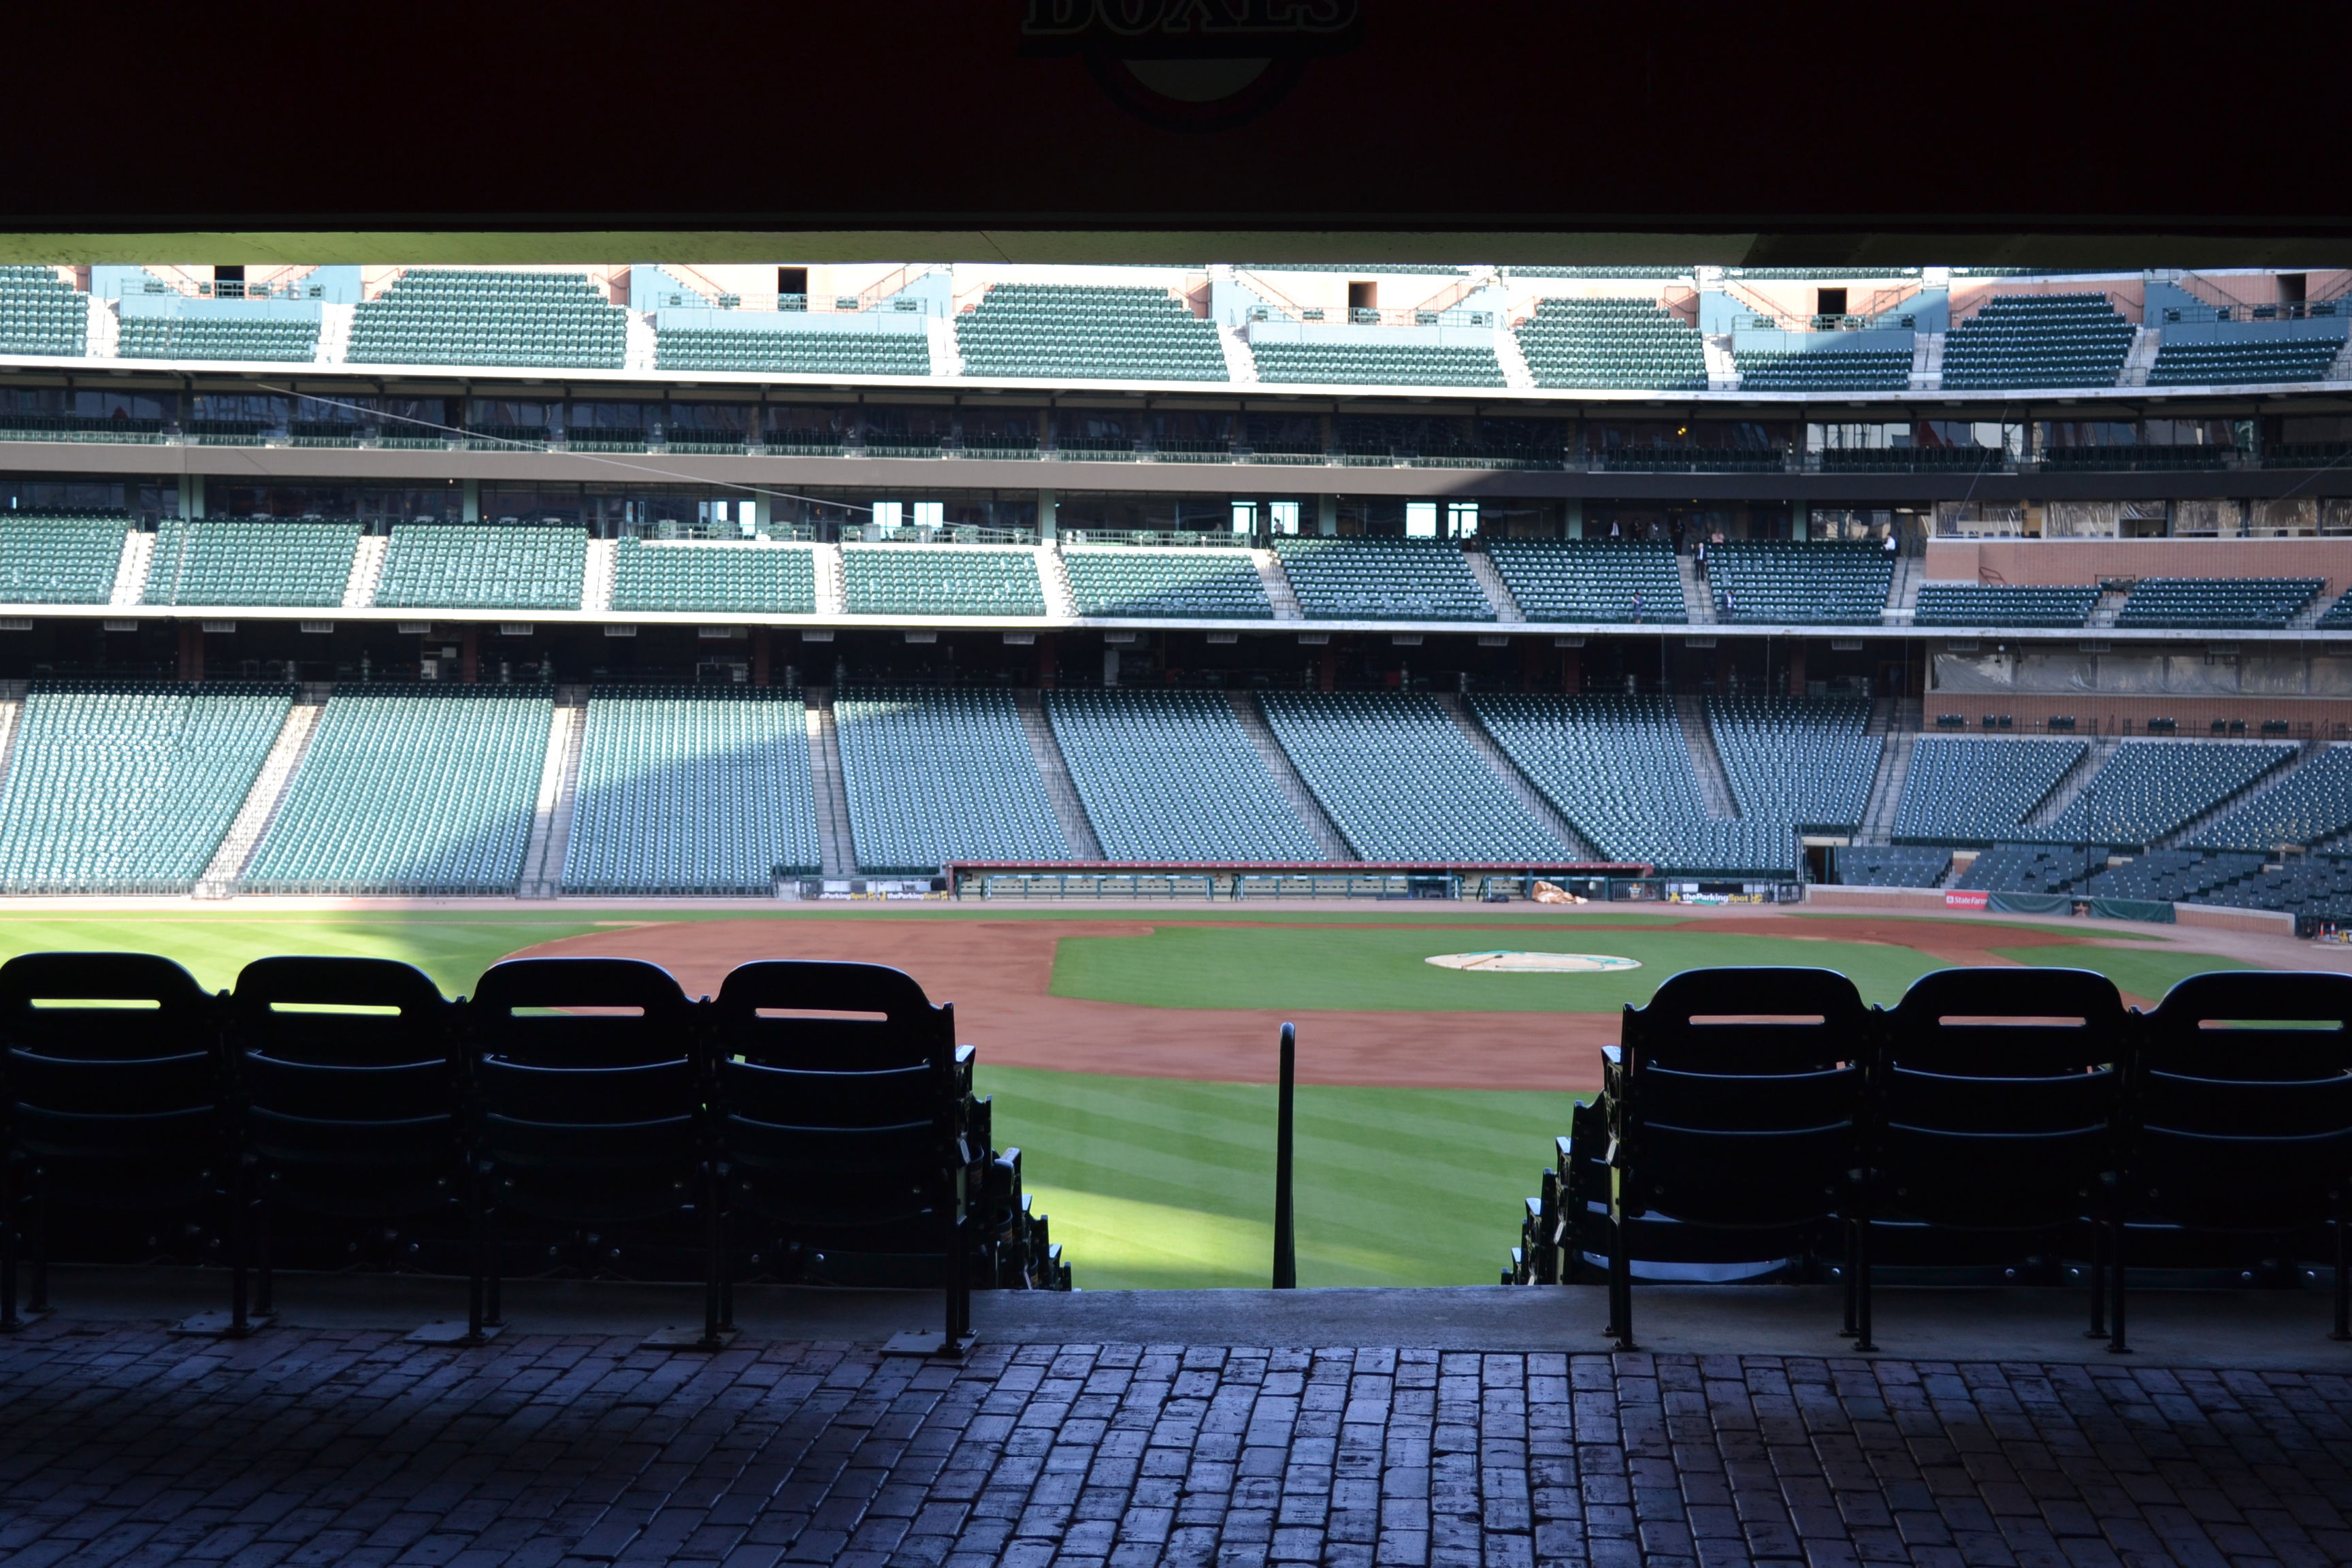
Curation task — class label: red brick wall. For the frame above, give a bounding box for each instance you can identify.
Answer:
[1927,538,2352,592]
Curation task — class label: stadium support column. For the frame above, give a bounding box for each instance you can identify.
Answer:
[462,480,480,523]
[1791,500,1809,542]
[178,622,202,682]
[178,474,203,520]
[461,626,479,685]
[1038,634,1058,689]
[1565,497,1582,539]
[752,632,771,687]
[1038,488,1057,542]
[1318,495,1337,536]
[1787,641,1807,698]
[1317,644,1337,692]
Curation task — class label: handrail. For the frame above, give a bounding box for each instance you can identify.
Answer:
[858,263,940,312]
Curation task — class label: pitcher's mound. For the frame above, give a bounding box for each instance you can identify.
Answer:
[1426,951,1642,973]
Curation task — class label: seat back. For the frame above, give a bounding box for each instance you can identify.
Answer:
[2132,970,2352,1230]
[0,951,220,1192]
[711,961,958,1231]
[1616,968,1865,1228]
[1877,966,2125,1228]
[228,958,459,1188]
[469,958,696,1066]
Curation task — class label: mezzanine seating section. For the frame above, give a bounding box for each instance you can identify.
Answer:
[2080,849,2266,903]
[2149,332,2346,386]
[1894,738,2084,843]
[561,688,820,894]
[840,546,1045,617]
[1514,297,1705,391]
[1485,540,1684,623]
[0,514,127,604]
[1271,539,1492,621]
[1060,548,1272,619]
[2116,577,2323,629]
[118,313,319,363]
[1259,691,1562,863]
[1953,843,2104,893]
[2200,855,2352,921]
[144,520,359,607]
[1707,697,1879,832]
[1939,293,2134,390]
[2189,745,2352,852]
[1047,690,1320,862]
[0,681,291,894]
[1912,583,2099,627]
[608,539,819,615]
[655,327,930,376]
[242,689,551,894]
[0,266,86,357]
[1250,340,1505,387]
[347,270,625,370]
[1708,540,1892,623]
[2036,740,2295,849]
[1467,693,1790,874]
[832,687,1071,872]
[375,525,587,610]
[1733,348,1911,392]
[954,284,1225,382]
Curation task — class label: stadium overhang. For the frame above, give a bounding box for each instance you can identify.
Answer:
[1,5,2345,267]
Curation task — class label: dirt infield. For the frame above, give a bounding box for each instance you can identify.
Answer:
[506,913,2155,1093]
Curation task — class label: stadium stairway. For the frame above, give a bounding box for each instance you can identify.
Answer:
[1227,691,1353,860]
[813,545,847,616]
[517,695,586,898]
[2158,738,2330,849]
[804,687,859,877]
[1673,694,1740,817]
[1492,325,1535,390]
[1013,689,1106,858]
[109,532,153,607]
[1250,549,1303,619]
[2024,735,2123,828]
[1437,693,1601,859]
[1463,550,1526,621]
[195,691,327,897]
[1676,557,1715,623]
[1886,552,1921,621]
[581,540,617,611]
[1035,551,1078,619]
[2085,588,2127,630]
[342,536,387,608]
[0,681,27,788]
[1852,698,1921,845]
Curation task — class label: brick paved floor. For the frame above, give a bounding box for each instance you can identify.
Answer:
[2,1327,2351,1568]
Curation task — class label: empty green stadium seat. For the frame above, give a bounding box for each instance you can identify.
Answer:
[655,327,930,376]
[1912,584,2099,628]
[144,520,358,607]
[0,514,127,603]
[1250,340,1505,387]
[1061,548,1271,619]
[1258,691,1561,862]
[0,681,291,893]
[1708,697,1880,832]
[833,687,1071,871]
[244,688,551,893]
[841,546,1045,616]
[561,687,820,892]
[1486,540,1684,623]
[1940,293,2134,389]
[1709,541,1891,623]
[375,525,586,610]
[1514,297,1705,391]
[1895,738,2085,843]
[0,266,86,357]
[2037,740,2296,849]
[608,539,818,614]
[2191,745,2352,852]
[118,312,319,363]
[346,270,626,370]
[1734,346,1911,392]
[954,284,1226,382]
[2115,577,2323,629]
[1271,539,1492,621]
[1048,690,1320,861]
[2149,330,2345,386]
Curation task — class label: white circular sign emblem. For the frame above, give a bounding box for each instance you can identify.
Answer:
[1425,951,1643,973]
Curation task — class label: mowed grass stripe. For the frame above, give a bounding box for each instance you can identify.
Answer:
[977,1065,1573,1289]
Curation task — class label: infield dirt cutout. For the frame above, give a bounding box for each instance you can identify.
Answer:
[508,913,2155,1092]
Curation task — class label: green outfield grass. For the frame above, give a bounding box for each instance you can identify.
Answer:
[0,913,609,995]
[975,1064,1573,1289]
[1047,919,2225,1013]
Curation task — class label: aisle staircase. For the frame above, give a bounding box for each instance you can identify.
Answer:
[1013,689,1104,859]
[804,687,858,878]
[197,691,328,897]
[517,697,586,898]
[1228,691,1354,861]
[1465,550,1525,622]
[1436,693,1599,859]
[1251,549,1303,619]
[1675,694,1740,817]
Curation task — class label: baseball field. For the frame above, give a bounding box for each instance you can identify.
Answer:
[0,902,2285,1290]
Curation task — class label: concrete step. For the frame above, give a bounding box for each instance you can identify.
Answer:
[342,535,388,608]
[517,701,586,898]
[1464,549,1524,622]
[110,530,154,606]
[1228,691,1354,861]
[1434,692,1598,859]
[1674,694,1740,819]
[1013,689,1104,859]
[1250,550,1303,619]
[804,687,858,879]
[197,698,327,898]
[2025,734,2118,829]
